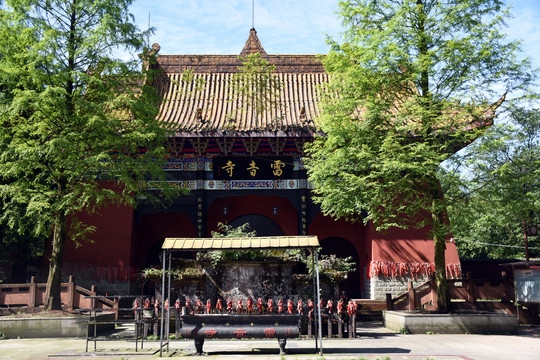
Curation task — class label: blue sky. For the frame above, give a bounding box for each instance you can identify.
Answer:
[130,0,539,72]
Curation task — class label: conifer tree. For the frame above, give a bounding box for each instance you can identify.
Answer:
[305,0,534,311]
[0,0,172,310]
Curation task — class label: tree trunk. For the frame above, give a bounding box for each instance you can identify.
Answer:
[44,182,68,310]
[522,219,530,261]
[432,198,450,313]
[43,2,76,311]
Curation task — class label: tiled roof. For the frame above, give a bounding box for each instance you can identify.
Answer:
[155,54,325,74]
[150,29,500,138]
[155,72,327,135]
[151,29,326,135]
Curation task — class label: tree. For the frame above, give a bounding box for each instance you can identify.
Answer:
[0,0,173,310]
[0,7,46,280]
[445,106,540,259]
[305,0,534,312]
[227,53,283,129]
[171,53,283,132]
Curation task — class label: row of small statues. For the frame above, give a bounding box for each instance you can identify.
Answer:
[134,297,358,320]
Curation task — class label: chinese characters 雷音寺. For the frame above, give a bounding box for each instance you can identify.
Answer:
[271,160,285,177]
[247,160,259,177]
[222,160,235,177]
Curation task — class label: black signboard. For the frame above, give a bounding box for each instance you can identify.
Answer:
[213,156,293,180]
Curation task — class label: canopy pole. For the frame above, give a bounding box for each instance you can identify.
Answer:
[312,250,318,352]
[166,250,172,352]
[315,248,323,356]
[159,249,166,357]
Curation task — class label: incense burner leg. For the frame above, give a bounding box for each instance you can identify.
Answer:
[278,338,287,355]
[194,337,204,354]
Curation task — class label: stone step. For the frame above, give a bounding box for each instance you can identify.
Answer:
[352,299,387,321]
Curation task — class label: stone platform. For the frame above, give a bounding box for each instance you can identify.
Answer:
[383,310,519,334]
[0,311,115,338]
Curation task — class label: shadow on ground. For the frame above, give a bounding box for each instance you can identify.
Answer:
[200,347,411,356]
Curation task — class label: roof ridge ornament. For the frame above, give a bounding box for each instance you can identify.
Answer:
[240,28,268,58]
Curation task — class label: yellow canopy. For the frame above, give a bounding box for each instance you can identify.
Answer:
[162,236,319,251]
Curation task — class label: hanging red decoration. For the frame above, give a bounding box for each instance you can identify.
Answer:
[368,261,461,280]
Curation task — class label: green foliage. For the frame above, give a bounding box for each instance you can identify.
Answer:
[211,222,258,239]
[142,264,204,281]
[444,105,540,259]
[201,222,303,267]
[142,221,356,291]
[319,254,356,283]
[204,223,356,282]
[204,222,260,267]
[227,53,283,128]
[305,0,534,311]
[0,0,177,309]
[400,327,410,334]
[307,0,533,230]
[296,252,357,284]
[143,267,181,278]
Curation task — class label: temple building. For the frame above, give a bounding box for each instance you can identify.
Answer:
[62,29,462,299]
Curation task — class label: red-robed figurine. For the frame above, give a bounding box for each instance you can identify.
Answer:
[195,299,202,314]
[278,298,284,314]
[236,299,243,314]
[297,299,304,315]
[337,299,344,315]
[267,298,274,313]
[347,300,357,316]
[287,299,294,314]
[326,299,334,314]
[216,298,223,313]
[307,299,314,321]
[133,299,140,316]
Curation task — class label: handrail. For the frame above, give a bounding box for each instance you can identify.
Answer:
[387,274,516,312]
[0,275,113,310]
[75,286,115,308]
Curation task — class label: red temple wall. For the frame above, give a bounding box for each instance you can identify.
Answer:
[308,213,367,261]
[308,213,368,293]
[132,212,196,268]
[62,191,459,289]
[63,203,134,266]
[368,223,460,265]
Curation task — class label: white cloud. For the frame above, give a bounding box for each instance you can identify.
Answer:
[129,0,538,74]
[131,0,341,54]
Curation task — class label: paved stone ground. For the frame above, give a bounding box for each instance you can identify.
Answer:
[0,323,538,360]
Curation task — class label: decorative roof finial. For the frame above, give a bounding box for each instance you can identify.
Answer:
[240,28,268,57]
